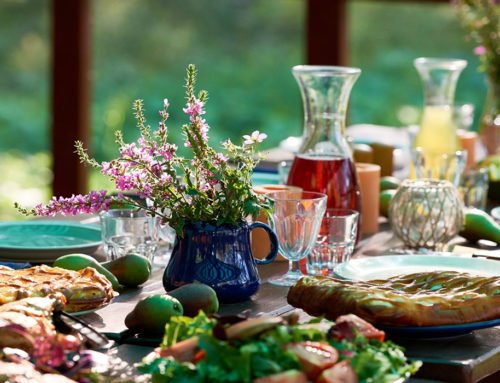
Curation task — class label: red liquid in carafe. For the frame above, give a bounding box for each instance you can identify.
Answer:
[287,154,361,211]
[287,154,361,274]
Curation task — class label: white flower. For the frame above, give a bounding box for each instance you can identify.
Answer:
[243,130,267,145]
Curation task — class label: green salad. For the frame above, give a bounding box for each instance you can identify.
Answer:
[138,312,421,383]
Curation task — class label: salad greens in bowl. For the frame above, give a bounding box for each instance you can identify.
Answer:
[138,311,421,383]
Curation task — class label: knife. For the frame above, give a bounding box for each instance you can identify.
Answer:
[53,311,114,350]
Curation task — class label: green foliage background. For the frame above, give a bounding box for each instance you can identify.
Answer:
[0,0,487,220]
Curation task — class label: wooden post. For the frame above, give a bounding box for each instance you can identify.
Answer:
[51,0,91,196]
[306,0,348,65]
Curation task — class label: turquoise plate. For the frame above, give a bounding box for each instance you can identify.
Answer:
[334,254,500,281]
[0,221,101,263]
[377,318,500,339]
[334,254,500,338]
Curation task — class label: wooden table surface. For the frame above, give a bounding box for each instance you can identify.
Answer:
[72,219,500,383]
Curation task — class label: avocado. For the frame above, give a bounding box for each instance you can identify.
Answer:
[124,294,183,335]
[459,208,500,244]
[167,283,219,317]
[380,176,401,191]
[101,254,152,288]
[379,189,397,218]
[53,253,120,291]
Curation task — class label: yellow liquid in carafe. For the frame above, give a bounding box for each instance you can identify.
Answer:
[411,105,459,179]
[414,106,458,153]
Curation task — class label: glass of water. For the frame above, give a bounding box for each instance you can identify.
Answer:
[99,208,160,262]
[266,190,327,286]
[307,208,359,276]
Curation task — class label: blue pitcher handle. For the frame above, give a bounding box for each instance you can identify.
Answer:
[249,222,278,265]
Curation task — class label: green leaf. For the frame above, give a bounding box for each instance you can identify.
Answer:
[161,312,215,348]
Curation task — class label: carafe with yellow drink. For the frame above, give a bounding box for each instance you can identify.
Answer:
[412,57,467,184]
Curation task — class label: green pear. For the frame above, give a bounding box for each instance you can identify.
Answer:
[168,283,219,317]
[101,253,152,288]
[124,294,183,335]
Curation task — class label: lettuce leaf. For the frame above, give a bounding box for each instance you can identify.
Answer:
[161,311,216,348]
[140,312,421,383]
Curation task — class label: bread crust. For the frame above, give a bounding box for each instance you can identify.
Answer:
[0,265,115,313]
[287,272,500,326]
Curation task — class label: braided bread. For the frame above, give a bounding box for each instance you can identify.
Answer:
[287,272,500,326]
[0,265,116,313]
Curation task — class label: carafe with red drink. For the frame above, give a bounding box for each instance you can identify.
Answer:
[286,65,362,273]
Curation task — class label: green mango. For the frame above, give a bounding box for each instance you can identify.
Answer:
[101,254,152,288]
[380,176,401,191]
[124,294,183,335]
[53,253,120,291]
[167,283,219,317]
[379,189,397,218]
[459,208,500,244]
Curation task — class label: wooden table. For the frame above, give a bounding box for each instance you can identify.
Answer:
[75,220,500,383]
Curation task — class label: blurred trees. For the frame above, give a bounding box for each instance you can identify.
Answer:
[0,0,488,220]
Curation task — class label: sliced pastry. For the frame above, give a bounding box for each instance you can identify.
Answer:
[288,272,500,326]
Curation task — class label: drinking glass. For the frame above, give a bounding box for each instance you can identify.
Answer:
[307,209,359,276]
[412,148,467,188]
[459,168,489,210]
[265,190,327,286]
[99,208,160,262]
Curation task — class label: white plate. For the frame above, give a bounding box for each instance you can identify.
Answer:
[491,206,500,221]
[333,254,500,281]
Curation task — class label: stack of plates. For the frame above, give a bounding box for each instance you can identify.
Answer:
[0,221,101,264]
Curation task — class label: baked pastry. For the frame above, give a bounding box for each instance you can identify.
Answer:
[0,297,58,352]
[0,265,115,313]
[287,272,500,326]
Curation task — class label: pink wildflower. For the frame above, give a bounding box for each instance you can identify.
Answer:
[34,190,111,216]
[183,99,205,121]
[474,45,486,55]
[185,116,210,147]
[214,152,229,165]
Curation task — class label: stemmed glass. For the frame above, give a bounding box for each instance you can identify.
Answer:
[265,190,327,286]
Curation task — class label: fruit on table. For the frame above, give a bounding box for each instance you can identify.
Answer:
[477,155,500,181]
[379,189,397,218]
[460,208,500,244]
[477,155,500,202]
[124,294,183,335]
[53,253,120,291]
[380,176,401,191]
[101,254,152,288]
[167,283,219,317]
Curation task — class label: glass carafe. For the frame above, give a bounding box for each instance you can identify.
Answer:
[286,65,361,214]
[413,57,467,154]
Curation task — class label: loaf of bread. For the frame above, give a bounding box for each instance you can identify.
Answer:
[288,272,500,326]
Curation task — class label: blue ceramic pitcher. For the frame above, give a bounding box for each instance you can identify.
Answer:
[162,221,278,303]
